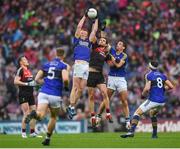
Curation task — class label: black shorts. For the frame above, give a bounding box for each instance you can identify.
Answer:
[19,94,35,106]
[87,72,106,88]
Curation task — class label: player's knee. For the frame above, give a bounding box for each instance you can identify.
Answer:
[78,88,83,94]
[72,86,78,92]
[149,110,153,117]
[134,111,142,116]
[101,90,108,99]
[134,108,143,116]
[149,110,157,117]
[89,93,94,101]
[37,112,45,119]
[23,110,30,116]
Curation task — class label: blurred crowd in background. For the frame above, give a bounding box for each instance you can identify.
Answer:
[0,0,179,128]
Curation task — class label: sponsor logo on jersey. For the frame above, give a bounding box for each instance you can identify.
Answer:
[79,41,89,47]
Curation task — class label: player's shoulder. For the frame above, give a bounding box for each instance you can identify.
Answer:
[17,67,23,72]
[122,52,127,58]
[153,70,164,77]
[145,70,153,80]
[74,36,79,41]
[16,67,23,75]
[159,72,167,80]
[59,60,70,70]
[121,52,128,61]
[42,61,50,70]
[110,47,116,52]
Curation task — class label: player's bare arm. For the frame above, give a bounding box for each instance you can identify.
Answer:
[165,79,174,90]
[106,44,111,51]
[35,70,44,85]
[14,75,28,86]
[89,19,98,43]
[62,68,69,86]
[142,81,151,97]
[111,55,126,68]
[75,15,86,38]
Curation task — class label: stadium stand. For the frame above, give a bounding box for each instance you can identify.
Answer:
[0,0,179,125]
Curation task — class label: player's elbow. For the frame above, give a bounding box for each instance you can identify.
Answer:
[63,78,69,84]
[34,78,39,83]
[35,78,41,84]
[89,34,96,42]
[14,79,17,85]
[14,78,18,85]
[170,84,175,90]
[76,26,82,32]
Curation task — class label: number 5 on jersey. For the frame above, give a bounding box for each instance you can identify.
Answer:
[47,67,56,79]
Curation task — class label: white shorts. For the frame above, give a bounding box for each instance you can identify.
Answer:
[38,92,63,108]
[139,99,165,113]
[107,76,127,92]
[73,63,89,80]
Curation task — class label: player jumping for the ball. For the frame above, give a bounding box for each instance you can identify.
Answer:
[67,10,98,119]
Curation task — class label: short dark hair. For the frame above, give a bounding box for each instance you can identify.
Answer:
[117,40,126,50]
[122,40,127,50]
[100,37,108,44]
[151,61,158,67]
[17,55,25,68]
[56,48,65,57]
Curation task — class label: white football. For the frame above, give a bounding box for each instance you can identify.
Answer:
[87,8,97,19]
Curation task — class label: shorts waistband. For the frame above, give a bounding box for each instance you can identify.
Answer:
[109,74,125,77]
[75,60,89,64]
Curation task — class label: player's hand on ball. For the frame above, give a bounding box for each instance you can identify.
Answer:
[85,9,88,17]
[87,8,98,19]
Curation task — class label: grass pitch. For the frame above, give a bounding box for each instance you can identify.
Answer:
[0,132,180,148]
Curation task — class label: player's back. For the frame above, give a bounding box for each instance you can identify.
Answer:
[40,58,67,96]
[146,70,167,103]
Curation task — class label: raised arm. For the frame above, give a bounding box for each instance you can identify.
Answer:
[89,19,98,43]
[75,15,86,38]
